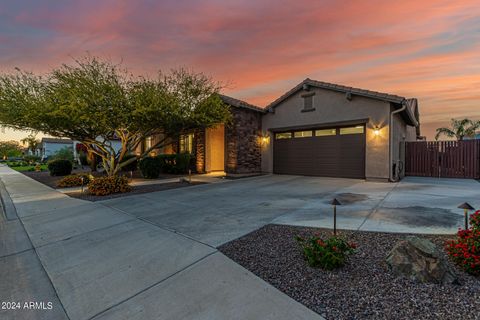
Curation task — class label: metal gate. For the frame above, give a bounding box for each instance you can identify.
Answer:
[405,140,480,179]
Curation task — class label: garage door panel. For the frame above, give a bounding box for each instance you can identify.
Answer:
[273,126,365,178]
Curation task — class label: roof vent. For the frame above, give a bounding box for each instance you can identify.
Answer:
[346,92,352,101]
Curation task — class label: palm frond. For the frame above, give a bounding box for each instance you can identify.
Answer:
[435,127,456,140]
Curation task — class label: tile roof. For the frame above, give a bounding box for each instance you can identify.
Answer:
[41,138,73,144]
[266,78,407,109]
[219,94,266,113]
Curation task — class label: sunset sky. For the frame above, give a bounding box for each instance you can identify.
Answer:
[1,0,479,141]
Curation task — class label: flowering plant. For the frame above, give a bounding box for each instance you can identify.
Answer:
[295,234,356,270]
[445,210,480,275]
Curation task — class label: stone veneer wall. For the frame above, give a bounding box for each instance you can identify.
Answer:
[225,107,262,173]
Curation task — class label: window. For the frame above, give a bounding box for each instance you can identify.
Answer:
[179,133,194,153]
[294,130,313,138]
[275,132,292,140]
[315,129,336,136]
[340,126,364,135]
[145,136,153,149]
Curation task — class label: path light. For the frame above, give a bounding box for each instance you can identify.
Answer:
[331,198,342,236]
[80,176,85,194]
[458,202,475,230]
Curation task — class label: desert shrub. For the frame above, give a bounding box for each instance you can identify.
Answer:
[446,210,480,275]
[139,156,162,178]
[24,155,40,164]
[87,176,131,196]
[47,159,72,176]
[51,146,74,162]
[57,173,93,188]
[295,235,356,270]
[120,154,138,172]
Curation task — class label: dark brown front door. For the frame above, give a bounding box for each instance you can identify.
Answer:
[273,126,366,178]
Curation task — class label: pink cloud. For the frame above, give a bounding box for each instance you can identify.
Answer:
[1,0,480,139]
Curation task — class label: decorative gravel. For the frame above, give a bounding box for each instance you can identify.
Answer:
[66,181,205,201]
[219,224,480,320]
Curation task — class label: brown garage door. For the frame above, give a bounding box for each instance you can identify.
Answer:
[273,125,366,178]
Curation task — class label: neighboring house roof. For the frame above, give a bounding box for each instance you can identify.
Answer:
[41,138,73,144]
[219,94,266,113]
[265,78,419,126]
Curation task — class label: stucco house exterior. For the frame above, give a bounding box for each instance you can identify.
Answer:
[40,138,73,160]
[142,79,421,182]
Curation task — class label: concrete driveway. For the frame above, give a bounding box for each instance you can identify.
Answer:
[102,174,480,247]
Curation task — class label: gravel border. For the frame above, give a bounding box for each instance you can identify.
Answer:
[65,181,205,201]
[219,224,480,320]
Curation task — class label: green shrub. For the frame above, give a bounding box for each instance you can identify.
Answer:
[47,159,73,176]
[120,154,138,172]
[24,155,40,164]
[157,154,175,173]
[51,146,74,162]
[139,157,162,179]
[156,153,192,174]
[175,153,191,174]
[295,235,356,270]
[87,176,131,196]
[57,173,93,188]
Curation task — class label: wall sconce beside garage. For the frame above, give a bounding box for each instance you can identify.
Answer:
[259,132,270,146]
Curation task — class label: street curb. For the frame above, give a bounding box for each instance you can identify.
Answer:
[0,178,18,221]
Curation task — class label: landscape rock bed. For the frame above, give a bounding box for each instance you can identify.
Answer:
[219,224,480,320]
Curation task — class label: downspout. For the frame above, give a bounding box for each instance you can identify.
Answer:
[389,102,406,182]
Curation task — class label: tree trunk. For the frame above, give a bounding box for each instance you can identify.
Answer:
[88,151,97,172]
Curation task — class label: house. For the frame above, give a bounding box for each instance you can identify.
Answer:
[40,138,73,160]
[142,79,421,181]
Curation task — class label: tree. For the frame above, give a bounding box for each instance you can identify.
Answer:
[435,118,480,141]
[21,133,40,155]
[0,56,231,176]
[0,140,23,159]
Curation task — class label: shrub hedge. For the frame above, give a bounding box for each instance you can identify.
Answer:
[87,176,131,196]
[139,157,162,179]
[47,159,73,176]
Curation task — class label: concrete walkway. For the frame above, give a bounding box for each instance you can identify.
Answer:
[0,166,322,320]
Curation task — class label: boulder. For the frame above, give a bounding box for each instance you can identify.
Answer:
[386,236,458,284]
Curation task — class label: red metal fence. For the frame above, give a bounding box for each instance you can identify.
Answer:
[405,140,480,179]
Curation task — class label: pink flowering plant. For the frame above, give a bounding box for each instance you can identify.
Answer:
[295,235,356,270]
[446,210,480,276]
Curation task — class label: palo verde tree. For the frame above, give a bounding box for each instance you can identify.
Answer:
[0,57,231,176]
[435,118,480,141]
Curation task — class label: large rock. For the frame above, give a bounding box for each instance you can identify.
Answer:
[386,236,458,284]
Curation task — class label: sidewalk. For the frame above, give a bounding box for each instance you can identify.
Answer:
[0,165,322,320]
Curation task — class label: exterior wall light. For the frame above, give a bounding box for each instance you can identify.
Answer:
[259,132,270,146]
[373,126,380,136]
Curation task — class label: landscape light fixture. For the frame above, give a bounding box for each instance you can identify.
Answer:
[458,202,475,230]
[331,198,342,235]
